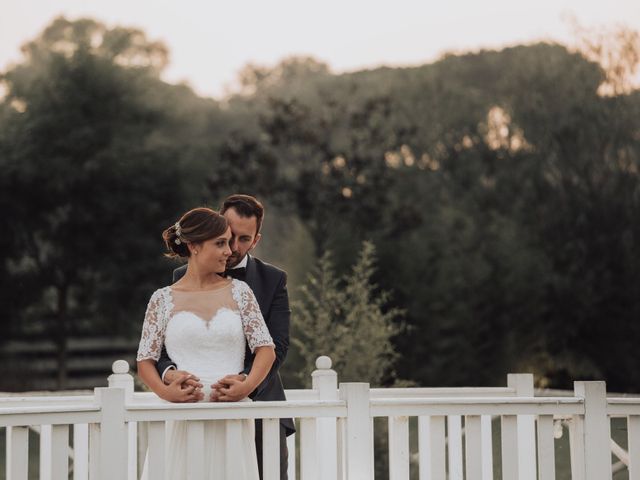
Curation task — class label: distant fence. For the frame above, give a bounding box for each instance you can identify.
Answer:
[1,337,138,391]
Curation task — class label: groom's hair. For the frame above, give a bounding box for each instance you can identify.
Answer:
[220,194,264,235]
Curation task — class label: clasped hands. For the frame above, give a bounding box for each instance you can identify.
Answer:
[163,370,250,403]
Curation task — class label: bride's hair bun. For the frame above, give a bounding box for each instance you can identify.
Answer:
[162,223,189,258]
[162,207,227,258]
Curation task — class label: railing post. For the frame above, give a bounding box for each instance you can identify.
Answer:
[107,360,135,480]
[312,356,338,480]
[95,363,129,480]
[339,382,372,480]
[508,373,536,480]
[574,381,612,480]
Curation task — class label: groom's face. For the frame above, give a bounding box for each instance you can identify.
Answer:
[224,207,261,268]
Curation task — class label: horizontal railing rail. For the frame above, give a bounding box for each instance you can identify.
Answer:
[370,396,585,417]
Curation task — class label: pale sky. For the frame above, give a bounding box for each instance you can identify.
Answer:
[1,0,639,98]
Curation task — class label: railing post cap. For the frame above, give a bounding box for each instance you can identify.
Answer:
[573,380,607,396]
[112,359,129,374]
[315,355,332,370]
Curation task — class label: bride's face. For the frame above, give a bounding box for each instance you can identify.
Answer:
[191,226,232,273]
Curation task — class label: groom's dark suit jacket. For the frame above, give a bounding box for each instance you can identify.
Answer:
[156,255,295,435]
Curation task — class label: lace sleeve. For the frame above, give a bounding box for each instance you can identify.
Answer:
[136,288,169,361]
[233,280,275,353]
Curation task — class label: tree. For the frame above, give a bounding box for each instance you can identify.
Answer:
[231,41,640,392]
[0,17,191,388]
[291,241,404,387]
[568,19,640,95]
[235,56,330,98]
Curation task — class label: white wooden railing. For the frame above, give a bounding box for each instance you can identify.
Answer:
[2,356,640,479]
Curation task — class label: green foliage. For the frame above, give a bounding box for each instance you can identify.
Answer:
[291,241,404,387]
[236,56,331,98]
[0,17,210,388]
[3,17,640,395]
[224,42,640,392]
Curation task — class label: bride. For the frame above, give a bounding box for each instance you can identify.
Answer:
[136,207,275,479]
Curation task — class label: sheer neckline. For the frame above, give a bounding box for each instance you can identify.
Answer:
[170,280,232,293]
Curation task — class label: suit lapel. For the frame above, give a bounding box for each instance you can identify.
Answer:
[245,255,267,314]
[245,254,258,287]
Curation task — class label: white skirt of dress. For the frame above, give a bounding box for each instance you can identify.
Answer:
[140,399,259,480]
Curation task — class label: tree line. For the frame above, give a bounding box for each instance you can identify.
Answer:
[1,17,639,392]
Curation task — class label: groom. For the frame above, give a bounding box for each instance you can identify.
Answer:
[157,194,294,480]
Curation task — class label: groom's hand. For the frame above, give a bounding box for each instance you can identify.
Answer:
[164,369,202,389]
[211,374,249,402]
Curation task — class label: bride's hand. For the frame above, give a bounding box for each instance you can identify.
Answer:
[162,373,204,403]
[212,374,250,402]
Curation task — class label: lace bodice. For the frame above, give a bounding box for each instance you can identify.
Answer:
[136,279,274,382]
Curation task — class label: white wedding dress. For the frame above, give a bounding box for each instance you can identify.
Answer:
[136,278,274,480]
